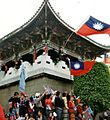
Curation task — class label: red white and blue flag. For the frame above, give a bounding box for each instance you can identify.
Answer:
[70,60,95,76]
[75,16,110,36]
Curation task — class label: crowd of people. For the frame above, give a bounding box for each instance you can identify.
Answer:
[4,90,94,120]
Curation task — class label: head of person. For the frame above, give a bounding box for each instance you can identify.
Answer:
[35,93,40,98]
[38,109,43,117]
[30,96,34,102]
[14,92,19,98]
[56,91,60,96]
[20,92,25,99]
[82,104,88,111]
[62,92,66,97]
[25,94,28,100]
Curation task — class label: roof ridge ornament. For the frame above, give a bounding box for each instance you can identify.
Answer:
[44,0,48,3]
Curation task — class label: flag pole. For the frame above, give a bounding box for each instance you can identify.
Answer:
[63,32,74,49]
[63,16,90,49]
[75,15,90,34]
[67,57,73,80]
[67,57,74,93]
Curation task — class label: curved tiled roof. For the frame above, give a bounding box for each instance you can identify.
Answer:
[0,0,110,61]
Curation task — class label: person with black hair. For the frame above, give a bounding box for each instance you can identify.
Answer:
[8,92,20,108]
[8,92,20,118]
[19,92,27,119]
[55,91,64,120]
[36,109,47,120]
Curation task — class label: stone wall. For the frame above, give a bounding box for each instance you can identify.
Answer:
[0,73,73,113]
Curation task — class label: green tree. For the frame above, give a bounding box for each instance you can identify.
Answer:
[74,62,110,115]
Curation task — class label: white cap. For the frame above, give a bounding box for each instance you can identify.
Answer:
[35,93,40,97]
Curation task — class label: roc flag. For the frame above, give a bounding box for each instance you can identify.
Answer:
[70,60,95,76]
[75,16,110,36]
[19,63,27,92]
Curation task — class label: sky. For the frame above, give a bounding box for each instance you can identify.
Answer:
[0,0,110,47]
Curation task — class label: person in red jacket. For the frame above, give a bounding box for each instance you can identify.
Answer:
[0,104,6,120]
[45,94,53,118]
[68,95,76,120]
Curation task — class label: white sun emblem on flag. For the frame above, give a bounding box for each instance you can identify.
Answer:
[93,22,104,30]
[74,63,80,69]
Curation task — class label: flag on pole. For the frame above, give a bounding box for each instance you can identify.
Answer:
[70,60,95,76]
[19,63,27,92]
[75,16,110,36]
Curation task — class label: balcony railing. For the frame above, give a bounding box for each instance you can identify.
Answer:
[0,54,73,87]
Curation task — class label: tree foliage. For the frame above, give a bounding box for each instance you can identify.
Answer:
[74,62,110,114]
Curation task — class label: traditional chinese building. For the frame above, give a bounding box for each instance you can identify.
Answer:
[0,0,110,111]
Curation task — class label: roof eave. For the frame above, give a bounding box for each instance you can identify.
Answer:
[0,0,110,51]
[47,1,110,51]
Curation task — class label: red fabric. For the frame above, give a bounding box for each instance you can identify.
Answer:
[10,116,16,120]
[76,24,110,36]
[45,98,53,109]
[28,107,33,113]
[20,92,26,96]
[0,104,6,120]
[77,105,83,114]
[33,49,37,61]
[44,46,48,54]
[68,101,75,113]
[77,98,81,104]
[71,61,95,76]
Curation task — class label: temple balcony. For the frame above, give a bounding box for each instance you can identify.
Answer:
[0,54,73,87]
